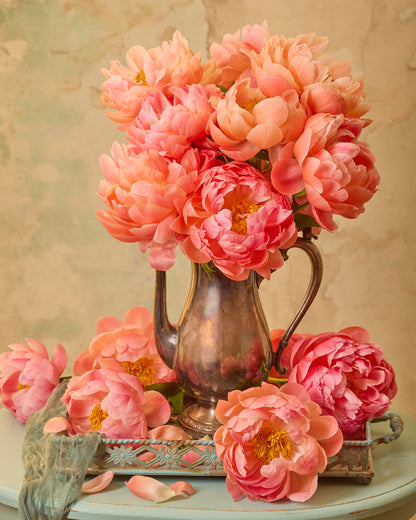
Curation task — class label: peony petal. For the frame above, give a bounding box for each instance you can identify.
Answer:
[43,416,73,435]
[126,476,175,503]
[169,481,195,498]
[81,471,114,494]
[50,343,67,375]
[148,425,191,440]
[142,390,171,427]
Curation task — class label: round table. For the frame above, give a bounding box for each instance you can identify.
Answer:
[0,408,415,520]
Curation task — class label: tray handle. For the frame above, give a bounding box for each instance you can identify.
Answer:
[371,413,403,448]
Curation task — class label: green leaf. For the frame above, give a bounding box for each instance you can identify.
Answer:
[201,262,215,280]
[216,84,228,93]
[293,188,306,197]
[170,390,184,415]
[294,213,320,229]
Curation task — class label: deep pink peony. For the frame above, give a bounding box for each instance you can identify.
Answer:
[0,339,67,423]
[214,382,343,502]
[180,161,297,280]
[286,327,397,436]
[96,144,216,270]
[73,307,176,386]
[61,368,171,437]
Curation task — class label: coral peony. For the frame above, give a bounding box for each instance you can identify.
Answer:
[61,368,171,437]
[96,144,216,270]
[286,327,397,436]
[214,382,343,502]
[181,160,296,280]
[0,339,67,423]
[73,307,176,386]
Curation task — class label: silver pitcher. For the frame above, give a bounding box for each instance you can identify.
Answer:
[153,237,323,437]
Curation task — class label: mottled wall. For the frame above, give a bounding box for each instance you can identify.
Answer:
[1,0,415,419]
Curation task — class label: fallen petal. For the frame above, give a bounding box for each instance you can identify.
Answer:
[43,416,73,435]
[81,471,114,494]
[169,481,195,497]
[126,475,175,503]
[148,424,191,440]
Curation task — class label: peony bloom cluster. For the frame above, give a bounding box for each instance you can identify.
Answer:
[73,306,176,386]
[271,327,397,436]
[97,22,379,279]
[214,382,343,502]
[0,339,67,423]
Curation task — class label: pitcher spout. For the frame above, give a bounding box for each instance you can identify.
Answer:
[153,270,178,369]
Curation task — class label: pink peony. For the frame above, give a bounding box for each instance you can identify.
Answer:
[96,144,216,270]
[181,161,296,280]
[0,339,67,423]
[214,382,343,502]
[61,368,171,437]
[286,327,397,436]
[73,307,176,386]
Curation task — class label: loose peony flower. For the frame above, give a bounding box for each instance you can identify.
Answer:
[96,144,216,270]
[73,306,176,386]
[0,339,67,423]
[286,327,397,436]
[61,368,171,437]
[214,382,343,502]
[180,160,297,280]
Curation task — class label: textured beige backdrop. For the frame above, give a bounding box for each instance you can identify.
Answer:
[0,0,415,419]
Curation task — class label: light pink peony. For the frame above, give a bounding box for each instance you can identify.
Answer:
[61,368,171,437]
[180,161,297,280]
[286,327,397,436]
[0,339,67,423]
[96,144,216,270]
[73,307,176,386]
[214,382,343,502]
[209,79,306,160]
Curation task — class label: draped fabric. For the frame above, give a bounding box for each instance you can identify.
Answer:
[18,380,102,520]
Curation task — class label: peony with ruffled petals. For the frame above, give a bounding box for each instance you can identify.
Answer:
[96,144,216,270]
[61,368,171,437]
[209,79,306,161]
[0,339,67,423]
[214,382,343,502]
[180,161,297,280]
[73,307,176,386]
[286,327,397,436]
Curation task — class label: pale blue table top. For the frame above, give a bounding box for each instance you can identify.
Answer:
[0,407,415,519]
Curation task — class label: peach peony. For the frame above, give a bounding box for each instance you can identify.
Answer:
[73,307,176,386]
[96,144,216,270]
[286,327,397,436]
[61,368,171,437]
[0,339,67,423]
[209,79,306,160]
[214,382,343,502]
[180,161,297,280]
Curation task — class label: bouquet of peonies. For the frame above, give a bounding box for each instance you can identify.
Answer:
[96,22,379,281]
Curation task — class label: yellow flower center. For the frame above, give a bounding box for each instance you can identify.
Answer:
[88,404,108,431]
[241,97,263,113]
[121,358,156,387]
[17,383,30,391]
[251,427,292,464]
[225,195,261,235]
[134,69,148,86]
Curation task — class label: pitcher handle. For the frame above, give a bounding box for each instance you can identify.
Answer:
[274,237,323,374]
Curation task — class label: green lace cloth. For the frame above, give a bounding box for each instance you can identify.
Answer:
[18,380,103,520]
